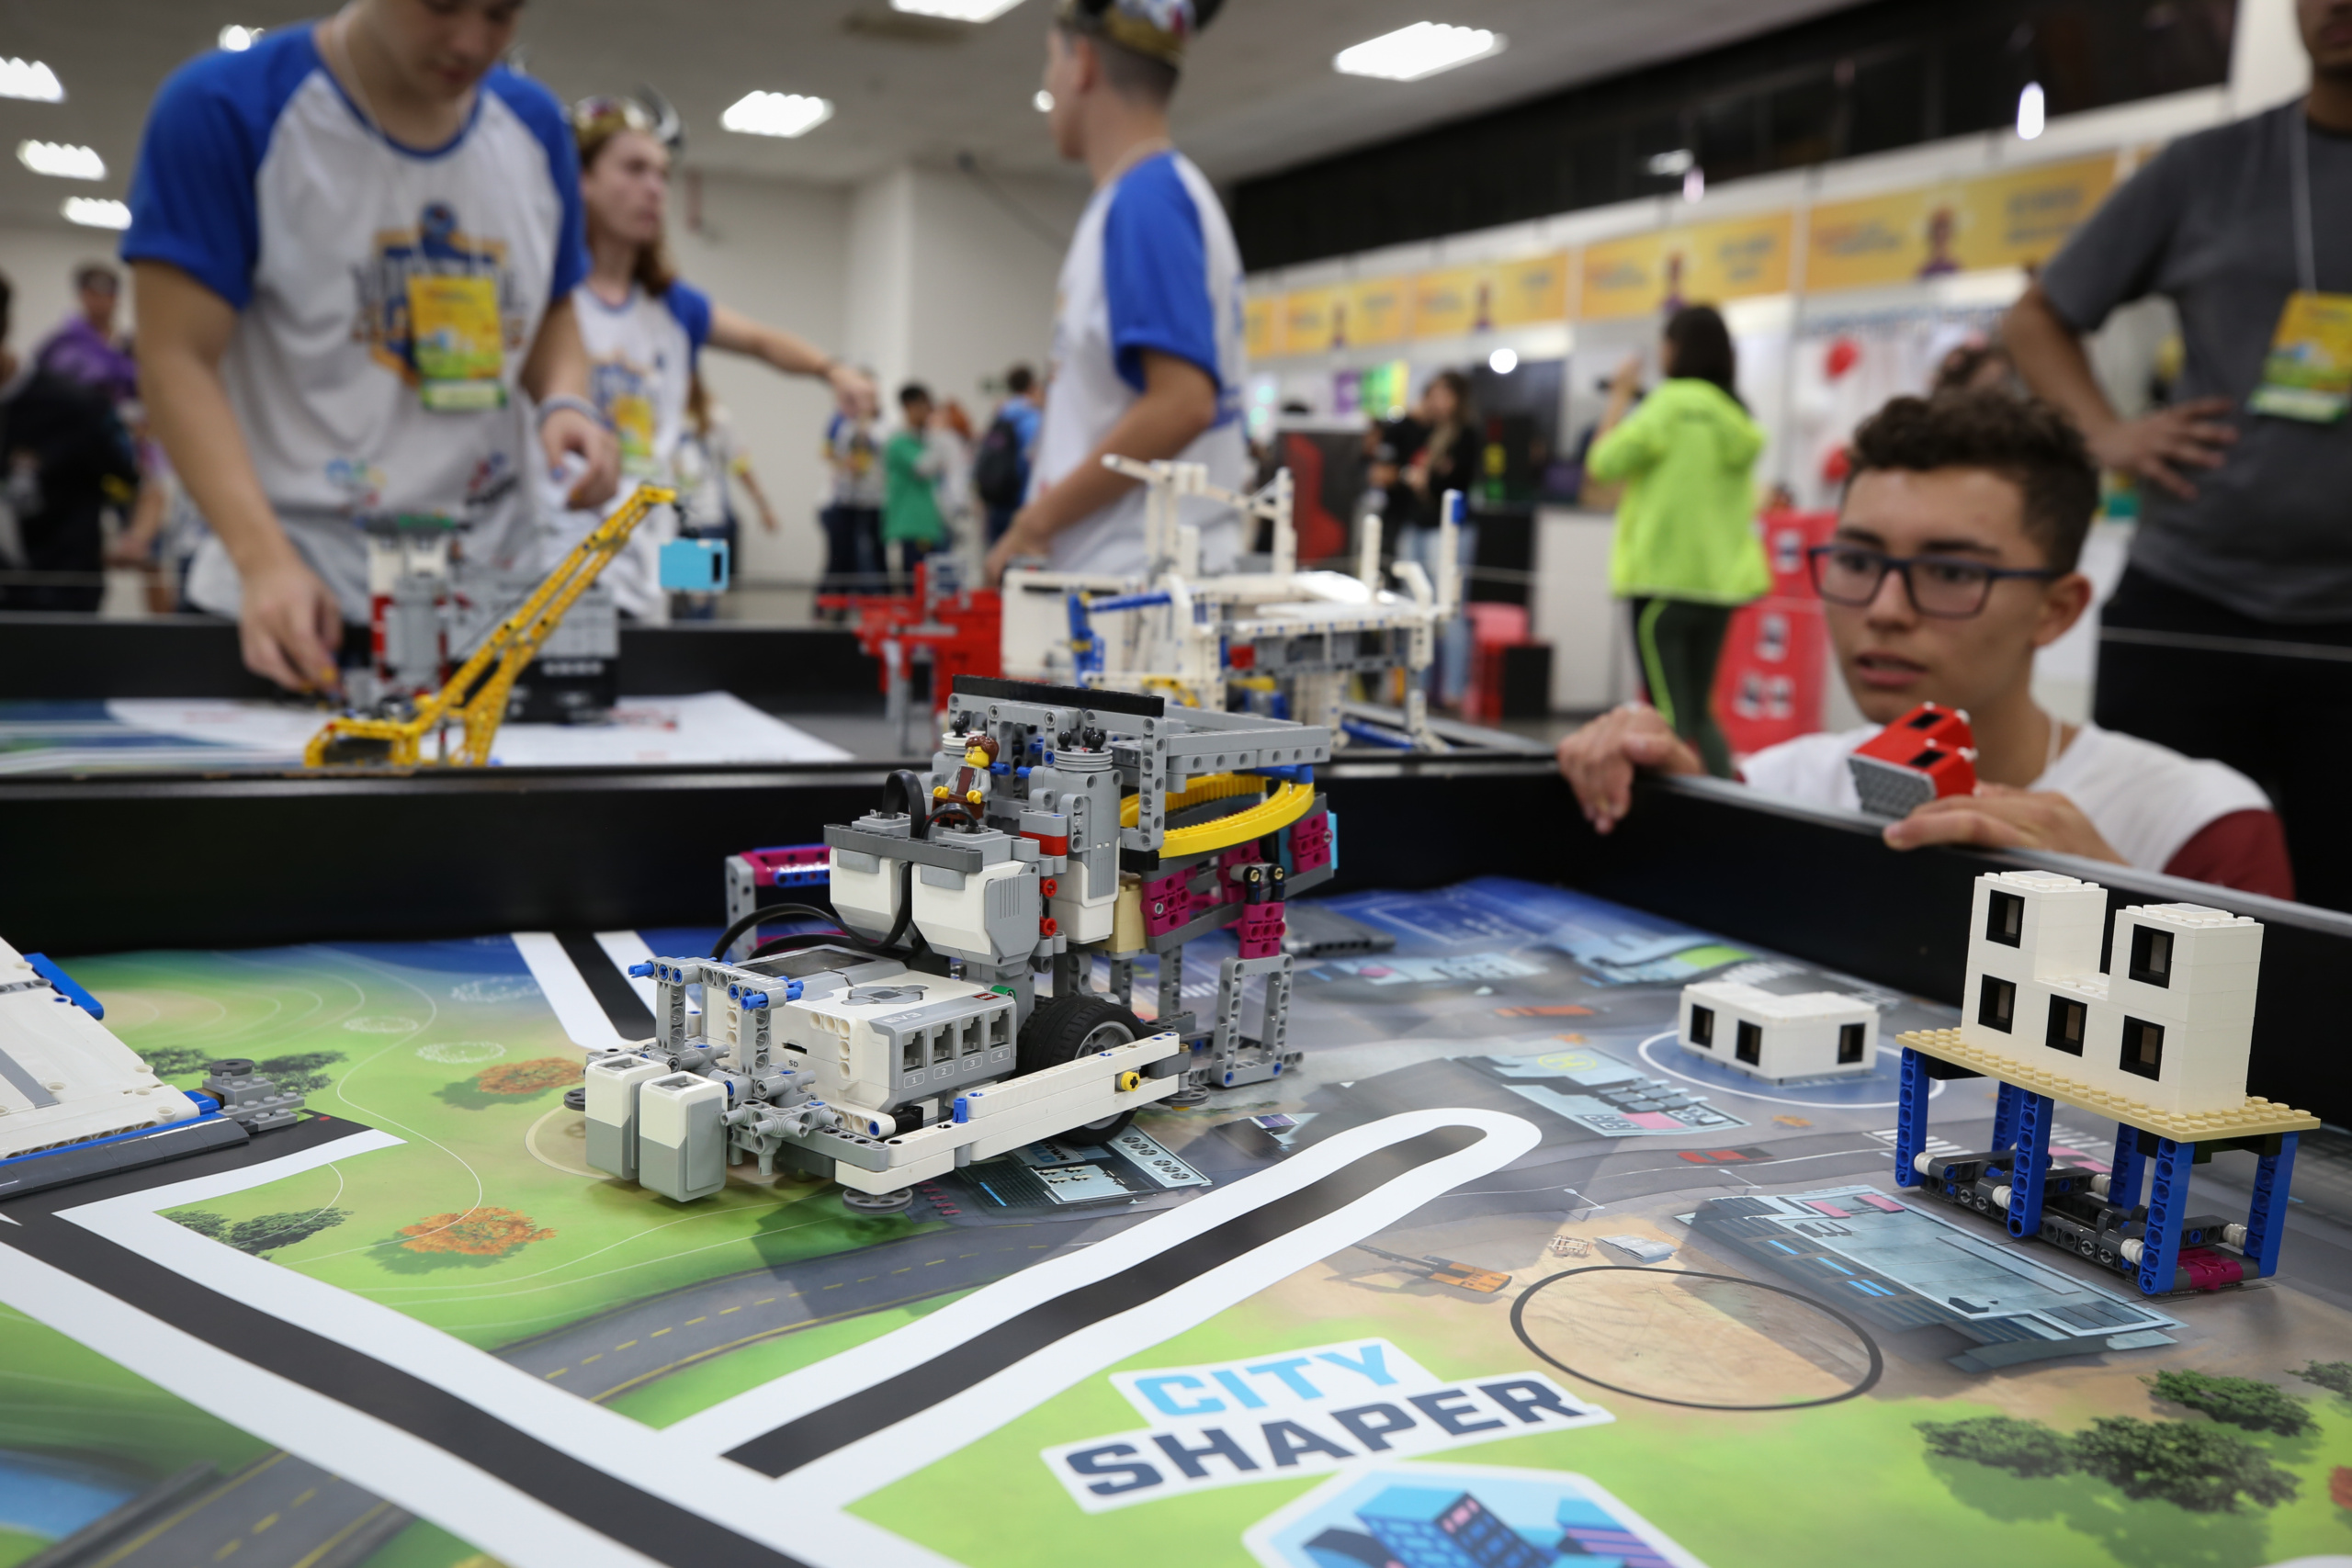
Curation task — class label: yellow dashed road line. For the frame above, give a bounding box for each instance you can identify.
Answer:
[650,1327,670,1337]
[684,1315,707,1325]
[252,1513,279,1535]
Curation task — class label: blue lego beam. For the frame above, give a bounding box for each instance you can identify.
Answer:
[2139,1135,2193,1295]
[1893,1047,1930,1189]
[2244,1132,2296,1279]
[25,953,102,1020]
[2006,1089,2055,1238]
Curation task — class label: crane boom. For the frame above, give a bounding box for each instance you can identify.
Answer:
[305,483,677,768]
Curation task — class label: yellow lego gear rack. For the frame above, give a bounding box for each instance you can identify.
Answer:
[1119,771,1317,858]
[305,484,677,769]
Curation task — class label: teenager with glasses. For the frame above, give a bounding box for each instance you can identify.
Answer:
[1558,391,2291,897]
[543,94,875,619]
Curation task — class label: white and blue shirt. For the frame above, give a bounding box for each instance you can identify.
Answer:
[535,279,710,620]
[122,24,588,622]
[1034,150,1247,577]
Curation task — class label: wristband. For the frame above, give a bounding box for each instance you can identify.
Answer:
[537,393,612,432]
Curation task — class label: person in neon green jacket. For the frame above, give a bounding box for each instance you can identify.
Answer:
[1587,304,1768,777]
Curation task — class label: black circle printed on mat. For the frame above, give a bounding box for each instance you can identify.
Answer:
[1510,1265,1883,1410]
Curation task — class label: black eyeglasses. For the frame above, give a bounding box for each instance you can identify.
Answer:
[1806,543,2061,619]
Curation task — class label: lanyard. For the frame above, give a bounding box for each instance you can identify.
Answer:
[2291,113,2318,295]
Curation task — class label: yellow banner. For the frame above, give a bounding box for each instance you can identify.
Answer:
[1806,155,2117,291]
[1344,276,1410,346]
[1490,252,1569,327]
[1244,295,1282,360]
[1283,287,1341,355]
[1402,266,1466,338]
[1583,215,1793,321]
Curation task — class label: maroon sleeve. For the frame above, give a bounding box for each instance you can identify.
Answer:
[2161,809,2297,901]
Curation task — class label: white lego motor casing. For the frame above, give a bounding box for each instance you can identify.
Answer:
[0,942,200,1160]
[829,846,904,940]
[1049,854,1119,944]
[910,857,1035,964]
[1679,980,1879,1082]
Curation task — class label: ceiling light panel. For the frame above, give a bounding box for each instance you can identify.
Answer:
[0,58,63,103]
[890,0,1027,20]
[220,26,265,51]
[62,196,130,230]
[720,91,835,139]
[1334,22,1505,84]
[19,141,104,180]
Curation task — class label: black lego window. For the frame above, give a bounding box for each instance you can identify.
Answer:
[2120,1016,2165,1079]
[1985,890,2024,947]
[1690,1005,1715,1047]
[2045,996,2087,1056]
[1736,1021,1763,1065]
[1978,975,2016,1032]
[1838,1021,1867,1064]
[2129,924,2174,987]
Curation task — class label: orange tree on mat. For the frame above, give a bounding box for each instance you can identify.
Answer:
[474,1058,582,1096]
[399,1208,557,1257]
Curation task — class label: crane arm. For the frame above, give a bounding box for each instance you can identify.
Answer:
[305,484,678,768]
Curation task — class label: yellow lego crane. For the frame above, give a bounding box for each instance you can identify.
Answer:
[305,483,677,768]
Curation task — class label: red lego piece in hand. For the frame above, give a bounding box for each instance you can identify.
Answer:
[1848,701,1977,818]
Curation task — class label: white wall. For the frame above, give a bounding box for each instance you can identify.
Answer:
[668,170,852,583]
[903,164,1085,412]
[0,226,130,364]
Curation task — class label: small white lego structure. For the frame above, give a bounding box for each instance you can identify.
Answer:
[1958,870,2262,1120]
[1678,981,1880,1083]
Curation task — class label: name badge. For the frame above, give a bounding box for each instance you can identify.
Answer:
[2248,289,2352,423]
[408,274,506,412]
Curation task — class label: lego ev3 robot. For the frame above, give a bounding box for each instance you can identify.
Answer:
[584,676,1337,1210]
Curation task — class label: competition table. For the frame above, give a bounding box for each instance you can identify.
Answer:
[0,760,2347,1568]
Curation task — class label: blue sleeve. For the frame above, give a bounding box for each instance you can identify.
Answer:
[485,69,589,300]
[120,30,316,309]
[1102,154,1219,395]
[663,279,714,360]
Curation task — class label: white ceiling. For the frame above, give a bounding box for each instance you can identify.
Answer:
[0,0,1853,234]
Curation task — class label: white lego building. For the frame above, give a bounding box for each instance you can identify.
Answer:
[0,940,199,1160]
[1677,981,1879,1082]
[1957,870,2264,1118]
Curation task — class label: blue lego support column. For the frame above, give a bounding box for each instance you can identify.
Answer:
[2137,1135,2193,1296]
[2108,1123,2145,1212]
[1894,1047,1931,1189]
[2242,1132,2297,1280]
[2005,1089,2055,1239]
[1989,1081,2023,1154]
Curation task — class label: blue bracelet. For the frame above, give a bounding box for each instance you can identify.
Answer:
[537,393,613,432]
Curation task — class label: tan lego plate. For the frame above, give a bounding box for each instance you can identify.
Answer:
[1895,1027,2322,1141]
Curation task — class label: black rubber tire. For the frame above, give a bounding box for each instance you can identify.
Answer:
[1017,991,1146,1143]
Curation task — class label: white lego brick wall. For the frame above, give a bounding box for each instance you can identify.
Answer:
[1679,981,1877,1082]
[2083,904,2262,1116]
[1959,871,2108,1072]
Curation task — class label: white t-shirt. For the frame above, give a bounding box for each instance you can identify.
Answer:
[1035,150,1246,577]
[1742,721,2273,875]
[123,26,587,623]
[534,280,712,619]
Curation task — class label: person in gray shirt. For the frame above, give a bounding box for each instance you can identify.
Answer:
[2007,0,2352,910]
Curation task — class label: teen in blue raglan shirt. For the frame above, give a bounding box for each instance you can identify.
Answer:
[982,0,1245,584]
[125,0,619,693]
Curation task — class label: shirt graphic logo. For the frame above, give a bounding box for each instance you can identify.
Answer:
[590,355,660,477]
[352,201,524,385]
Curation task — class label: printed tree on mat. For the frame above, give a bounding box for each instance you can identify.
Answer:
[175,1208,351,1255]
[473,1058,581,1096]
[2148,1370,2313,1436]
[398,1207,556,1258]
[1918,1412,2301,1514]
[2300,1360,2352,1398]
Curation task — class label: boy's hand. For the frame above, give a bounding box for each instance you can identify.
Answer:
[1883,784,2123,863]
[1555,704,1704,835]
